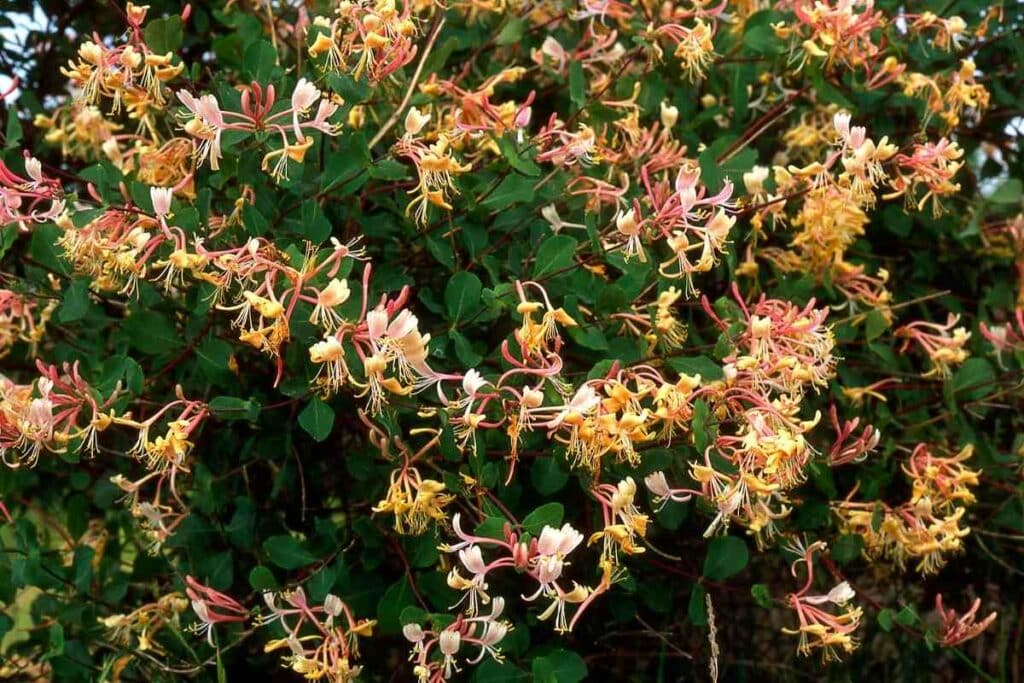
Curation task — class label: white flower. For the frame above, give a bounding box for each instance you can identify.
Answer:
[540,204,586,233]
[537,523,584,557]
[615,209,639,236]
[439,630,461,677]
[150,187,173,218]
[743,165,770,195]
[804,581,857,606]
[366,309,388,341]
[402,623,425,643]
[461,369,487,397]
[439,630,461,655]
[323,594,343,617]
[291,78,322,140]
[25,157,43,184]
[318,279,350,307]
[404,106,430,136]
[459,545,487,575]
[644,471,673,498]
[833,111,851,138]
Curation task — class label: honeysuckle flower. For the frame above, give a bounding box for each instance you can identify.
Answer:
[895,313,971,378]
[310,278,351,330]
[309,336,348,393]
[615,206,645,262]
[438,630,461,678]
[404,106,430,136]
[290,78,321,141]
[403,622,425,647]
[184,575,248,645]
[643,470,694,510]
[150,186,173,218]
[827,404,880,466]
[935,595,997,647]
[537,580,591,633]
[176,91,226,170]
[461,369,488,398]
[447,545,492,614]
[540,204,585,233]
[802,581,856,606]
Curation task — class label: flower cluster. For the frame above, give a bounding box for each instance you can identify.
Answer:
[895,313,972,379]
[781,541,863,662]
[0,0,1015,679]
[834,444,979,575]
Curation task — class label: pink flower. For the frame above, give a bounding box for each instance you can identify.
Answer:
[185,575,248,645]
[177,91,226,170]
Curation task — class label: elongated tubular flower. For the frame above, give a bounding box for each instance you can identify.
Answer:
[895,313,971,378]
[780,541,863,662]
[902,444,979,511]
[703,282,836,397]
[935,594,997,647]
[827,404,880,466]
[185,575,248,645]
[0,156,65,231]
[979,309,1024,366]
[643,471,697,511]
[176,91,231,171]
[260,586,374,680]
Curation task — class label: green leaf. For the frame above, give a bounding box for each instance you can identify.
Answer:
[702,536,749,580]
[532,234,576,278]
[242,202,269,237]
[244,40,280,83]
[831,534,864,565]
[894,605,919,626]
[368,159,408,180]
[531,456,569,496]
[522,502,564,535]
[474,659,529,682]
[226,498,256,548]
[444,271,483,322]
[692,399,712,453]
[688,583,707,626]
[121,311,182,355]
[263,535,317,570]
[666,355,724,381]
[751,583,772,608]
[742,10,785,54]
[497,136,541,177]
[4,109,23,150]
[300,202,333,242]
[299,399,335,442]
[532,648,587,683]
[210,396,261,422]
[569,61,585,109]
[248,566,278,591]
[865,308,889,342]
[57,279,91,323]
[451,329,484,366]
[877,608,894,632]
[495,18,526,46]
[988,178,1022,205]
[143,16,184,53]
[952,358,995,400]
[0,225,17,260]
[482,174,535,211]
[376,579,415,634]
